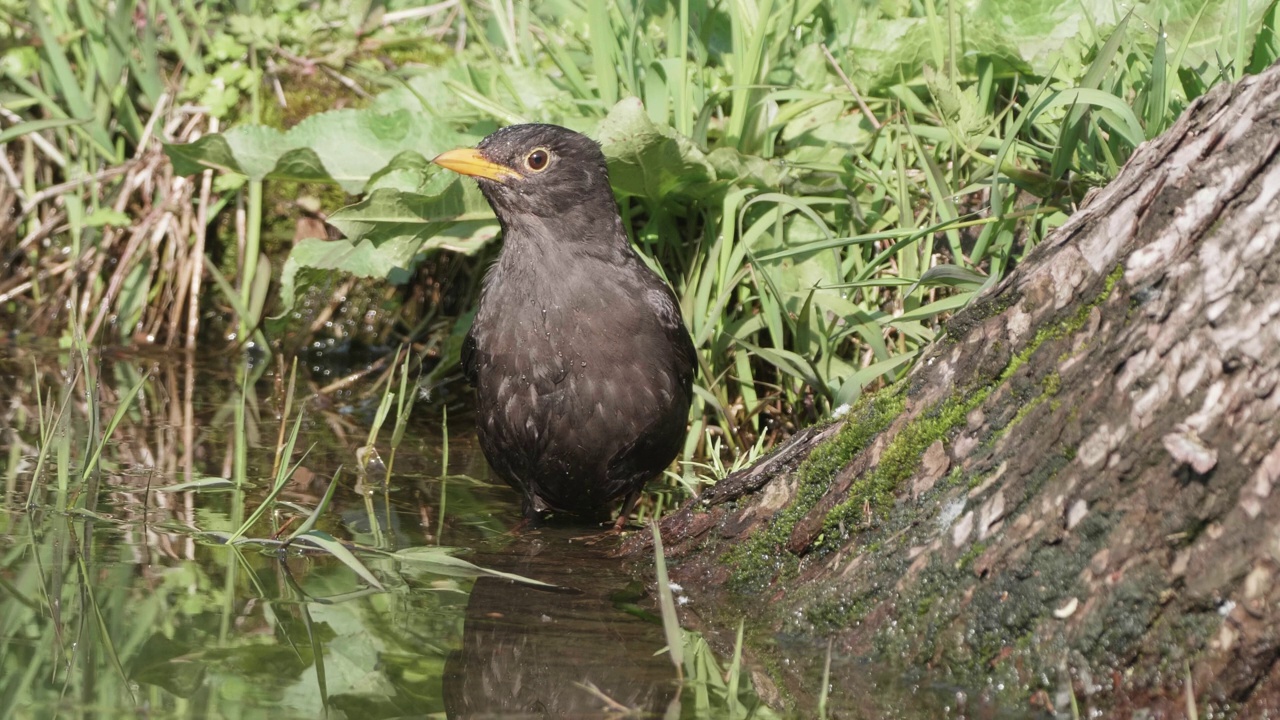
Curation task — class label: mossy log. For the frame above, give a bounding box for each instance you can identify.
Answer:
[624,61,1280,717]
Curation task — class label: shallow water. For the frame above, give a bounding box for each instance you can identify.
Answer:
[0,347,1043,719]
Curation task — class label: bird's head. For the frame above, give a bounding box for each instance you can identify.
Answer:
[432,124,615,222]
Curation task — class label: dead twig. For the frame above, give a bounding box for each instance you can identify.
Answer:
[821,43,881,130]
[17,164,136,221]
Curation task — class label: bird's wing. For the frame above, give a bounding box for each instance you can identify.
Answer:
[646,284,697,389]
[461,323,478,385]
[604,409,683,491]
[603,282,697,491]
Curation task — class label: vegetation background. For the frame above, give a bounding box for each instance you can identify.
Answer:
[3,0,1278,510]
[4,1,1280,718]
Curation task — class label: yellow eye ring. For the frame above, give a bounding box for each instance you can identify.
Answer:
[525,148,551,172]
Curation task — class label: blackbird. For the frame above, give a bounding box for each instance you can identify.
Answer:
[433,124,696,530]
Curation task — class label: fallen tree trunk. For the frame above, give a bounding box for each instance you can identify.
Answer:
[626,60,1280,717]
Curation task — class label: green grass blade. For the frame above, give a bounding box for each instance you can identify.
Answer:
[588,0,618,106]
[1146,22,1169,136]
[651,520,684,678]
[293,530,385,590]
[225,400,309,542]
[1049,10,1132,180]
[0,118,86,145]
[287,467,344,540]
[27,0,117,158]
[78,371,149,486]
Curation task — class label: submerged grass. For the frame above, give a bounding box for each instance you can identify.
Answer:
[11,325,531,591]
[653,520,783,718]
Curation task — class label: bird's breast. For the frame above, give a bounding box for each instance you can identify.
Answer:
[471,271,684,428]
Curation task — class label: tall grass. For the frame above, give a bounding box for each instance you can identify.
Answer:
[0,0,212,346]
[0,0,458,349]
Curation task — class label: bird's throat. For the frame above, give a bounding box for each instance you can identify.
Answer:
[498,212,633,269]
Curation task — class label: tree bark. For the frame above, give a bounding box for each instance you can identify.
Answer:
[625,61,1280,717]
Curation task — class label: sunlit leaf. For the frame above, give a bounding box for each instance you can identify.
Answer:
[596,97,720,202]
[165,108,459,193]
[275,182,497,316]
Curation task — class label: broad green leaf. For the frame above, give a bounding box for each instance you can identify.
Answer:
[1247,0,1280,72]
[326,180,494,243]
[775,96,869,152]
[596,97,720,202]
[165,108,459,193]
[278,235,419,319]
[166,125,323,181]
[290,107,455,189]
[276,182,497,316]
[705,146,786,189]
[366,151,450,194]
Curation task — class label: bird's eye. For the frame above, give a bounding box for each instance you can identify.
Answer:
[525,148,550,172]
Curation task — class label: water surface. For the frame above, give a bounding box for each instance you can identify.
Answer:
[0,347,1039,719]
[0,348,776,719]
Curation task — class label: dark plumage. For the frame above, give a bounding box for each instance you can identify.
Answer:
[433,124,696,529]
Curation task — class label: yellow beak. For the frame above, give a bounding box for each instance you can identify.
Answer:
[431,147,521,183]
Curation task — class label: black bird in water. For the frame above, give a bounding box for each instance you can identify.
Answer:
[433,124,696,531]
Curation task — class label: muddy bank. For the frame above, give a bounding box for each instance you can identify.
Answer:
[625,61,1280,718]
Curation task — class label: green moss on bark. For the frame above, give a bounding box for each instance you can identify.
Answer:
[722,386,907,587]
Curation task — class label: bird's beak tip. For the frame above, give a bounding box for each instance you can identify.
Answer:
[432,147,520,183]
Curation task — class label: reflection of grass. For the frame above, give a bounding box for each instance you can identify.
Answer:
[653,522,784,719]
[818,638,833,720]
[1064,660,1201,720]
[0,342,529,717]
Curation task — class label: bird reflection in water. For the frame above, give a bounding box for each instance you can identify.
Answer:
[443,534,677,719]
